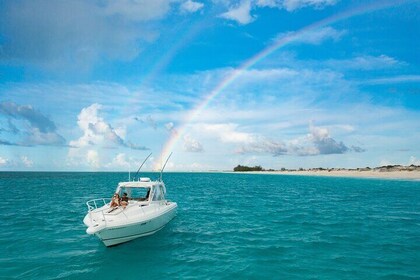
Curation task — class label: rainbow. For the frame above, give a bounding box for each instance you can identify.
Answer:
[155,0,409,170]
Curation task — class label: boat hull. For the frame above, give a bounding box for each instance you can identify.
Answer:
[94,203,177,247]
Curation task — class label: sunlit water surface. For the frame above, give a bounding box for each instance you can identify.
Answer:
[0,172,419,279]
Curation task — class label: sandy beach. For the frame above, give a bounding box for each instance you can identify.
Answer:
[236,170,420,180]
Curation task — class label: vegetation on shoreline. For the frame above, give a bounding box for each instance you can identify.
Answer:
[233,165,264,172]
[233,164,420,172]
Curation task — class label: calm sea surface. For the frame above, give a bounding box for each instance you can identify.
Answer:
[0,172,419,279]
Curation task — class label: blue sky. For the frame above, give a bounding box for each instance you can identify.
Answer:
[0,0,419,171]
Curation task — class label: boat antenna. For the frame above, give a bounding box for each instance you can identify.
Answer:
[133,152,152,181]
[159,152,172,181]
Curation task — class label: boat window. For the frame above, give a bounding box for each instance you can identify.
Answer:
[120,187,151,201]
[152,185,165,201]
[160,185,166,200]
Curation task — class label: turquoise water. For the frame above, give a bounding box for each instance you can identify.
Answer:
[0,172,419,279]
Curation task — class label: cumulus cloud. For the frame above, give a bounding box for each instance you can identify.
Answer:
[69,103,147,150]
[109,153,130,168]
[20,156,33,167]
[67,104,147,169]
[308,124,349,154]
[231,122,364,156]
[0,102,65,146]
[70,103,147,150]
[70,103,116,147]
[219,0,255,25]
[221,0,337,25]
[86,150,100,168]
[256,0,337,11]
[275,27,345,45]
[0,156,9,167]
[183,134,204,152]
[180,0,204,13]
[198,123,255,143]
[290,124,364,155]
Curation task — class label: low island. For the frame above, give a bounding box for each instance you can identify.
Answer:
[232,164,420,180]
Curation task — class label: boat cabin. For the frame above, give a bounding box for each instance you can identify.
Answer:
[116,178,167,203]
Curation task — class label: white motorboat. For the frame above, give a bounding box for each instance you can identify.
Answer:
[83,154,177,247]
[83,177,177,246]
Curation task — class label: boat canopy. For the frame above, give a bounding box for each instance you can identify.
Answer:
[114,177,167,199]
[117,179,160,189]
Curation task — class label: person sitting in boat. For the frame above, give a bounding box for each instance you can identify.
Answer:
[121,192,129,208]
[110,193,120,208]
[139,188,150,201]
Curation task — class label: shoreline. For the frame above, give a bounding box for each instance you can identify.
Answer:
[232,170,420,181]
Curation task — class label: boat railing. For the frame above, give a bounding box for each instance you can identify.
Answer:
[86,198,110,212]
[86,199,146,226]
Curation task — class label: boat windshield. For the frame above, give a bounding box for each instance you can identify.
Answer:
[120,187,151,201]
[152,185,165,201]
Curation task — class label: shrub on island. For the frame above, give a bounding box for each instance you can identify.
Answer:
[233,165,264,172]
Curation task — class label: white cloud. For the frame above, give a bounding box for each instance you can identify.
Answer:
[197,123,255,143]
[307,123,350,155]
[295,123,364,155]
[183,134,204,152]
[70,103,112,148]
[192,121,357,156]
[180,0,204,13]
[275,27,345,45]
[282,0,337,11]
[256,0,280,8]
[110,153,130,168]
[20,156,33,167]
[67,103,147,168]
[0,156,9,166]
[219,0,255,25]
[87,150,100,168]
[257,0,337,11]
[69,103,146,150]
[3,57,418,171]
